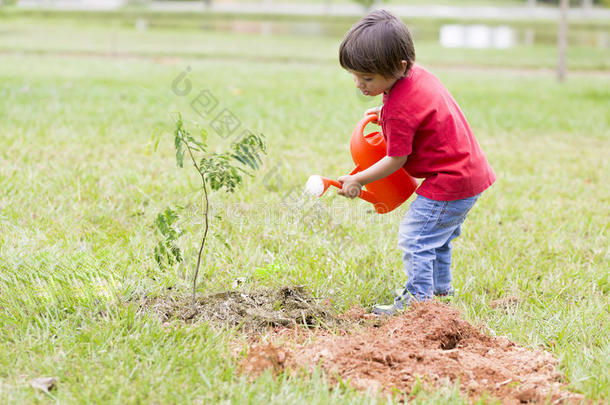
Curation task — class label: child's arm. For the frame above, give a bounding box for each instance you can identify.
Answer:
[337,155,408,198]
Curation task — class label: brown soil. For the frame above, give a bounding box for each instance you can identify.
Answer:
[239,302,583,404]
[139,287,581,403]
[139,286,339,332]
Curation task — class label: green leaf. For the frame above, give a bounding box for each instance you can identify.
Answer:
[175,135,184,168]
[232,145,260,170]
[153,207,183,268]
[173,115,187,168]
[230,132,266,171]
[186,135,205,152]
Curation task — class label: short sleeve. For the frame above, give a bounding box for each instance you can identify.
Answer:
[381,118,415,157]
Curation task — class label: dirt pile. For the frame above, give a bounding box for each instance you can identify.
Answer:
[140,286,338,332]
[240,302,581,403]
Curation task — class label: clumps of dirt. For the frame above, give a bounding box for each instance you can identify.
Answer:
[238,342,289,377]
[139,286,338,332]
[240,302,582,403]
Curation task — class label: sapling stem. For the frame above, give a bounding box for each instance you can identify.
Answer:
[181,136,209,307]
[178,133,210,308]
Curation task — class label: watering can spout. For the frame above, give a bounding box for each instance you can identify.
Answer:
[305,175,382,208]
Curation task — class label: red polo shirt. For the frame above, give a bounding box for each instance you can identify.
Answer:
[380,64,495,201]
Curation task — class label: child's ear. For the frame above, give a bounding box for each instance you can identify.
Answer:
[400,60,408,76]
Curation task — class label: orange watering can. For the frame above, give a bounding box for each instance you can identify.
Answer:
[306,114,418,214]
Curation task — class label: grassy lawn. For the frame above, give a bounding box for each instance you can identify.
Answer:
[0,15,608,403]
[207,0,527,5]
[1,15,609,70]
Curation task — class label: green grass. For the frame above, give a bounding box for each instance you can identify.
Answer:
[1,15,609,70]
[0,16,609,404]
[209,0,526,4]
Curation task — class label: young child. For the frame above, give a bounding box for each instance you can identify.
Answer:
[336,10,496,315]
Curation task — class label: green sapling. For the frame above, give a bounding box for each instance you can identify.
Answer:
[156,114,266,306]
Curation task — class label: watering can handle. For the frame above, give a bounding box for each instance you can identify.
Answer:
[356,113,380,136]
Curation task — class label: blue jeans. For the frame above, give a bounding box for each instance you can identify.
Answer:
[397,193,480,300]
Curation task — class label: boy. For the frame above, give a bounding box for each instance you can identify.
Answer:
[336,10,496,315]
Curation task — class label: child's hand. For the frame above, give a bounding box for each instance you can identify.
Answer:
[364,106,382,123]
[337,175,363,199]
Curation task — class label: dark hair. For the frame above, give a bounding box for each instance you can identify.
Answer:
[339,10,415,79]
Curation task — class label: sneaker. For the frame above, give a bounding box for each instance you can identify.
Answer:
[434,287,455,297]
[394,287,455,298]
[372,293,416,316]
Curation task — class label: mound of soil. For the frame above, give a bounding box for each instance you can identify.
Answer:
[240,302,582,404]
[139,286,338,332]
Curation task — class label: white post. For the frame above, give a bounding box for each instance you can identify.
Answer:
[583,0,593,9]
[527,0,537,7]
[557,0,568,82]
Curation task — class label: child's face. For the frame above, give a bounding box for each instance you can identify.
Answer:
[349,70,399,97]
